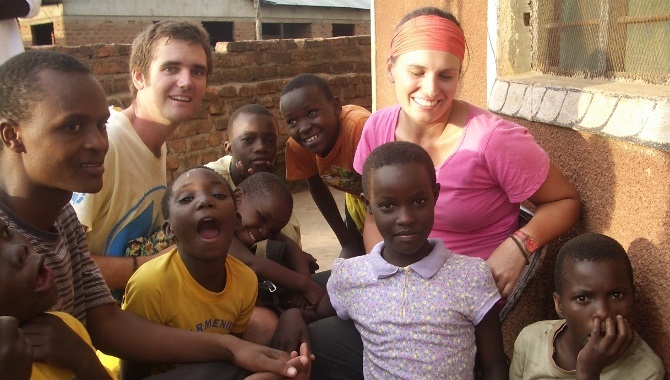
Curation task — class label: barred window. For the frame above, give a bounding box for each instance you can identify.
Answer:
[534,0,670,84]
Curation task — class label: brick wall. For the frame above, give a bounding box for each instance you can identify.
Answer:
[234,21,257,41]
[354,22,370,36]
[37,36,372,182]
[61,18,152,46]
[21,18,369,46]
[309,23,332,38]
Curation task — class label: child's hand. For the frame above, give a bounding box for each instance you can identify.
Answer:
[288,293,311,310]
[303,280,325,307]
[271,308,310,353]
[245,343,313,380]
[288,342,313,380]
[302,251,319,274]
[576,315,634,379]
[0,316,32,380]
[486,237,528,298]
[235,159,272,178]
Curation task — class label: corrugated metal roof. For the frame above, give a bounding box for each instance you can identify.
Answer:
[260,0,370,10]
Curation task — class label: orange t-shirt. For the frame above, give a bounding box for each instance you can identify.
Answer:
[285,104,370,196]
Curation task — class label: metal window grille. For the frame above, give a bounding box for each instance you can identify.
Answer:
[533,0,670,84]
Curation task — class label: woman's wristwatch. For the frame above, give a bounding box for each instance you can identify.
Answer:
[510,230,538,265]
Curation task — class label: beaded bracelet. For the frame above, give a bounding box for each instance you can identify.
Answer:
[510,235,530,265]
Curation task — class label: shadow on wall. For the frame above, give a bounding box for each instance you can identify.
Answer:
[500,123,617,358]
[629,237,669,366]
[503,117,670,374]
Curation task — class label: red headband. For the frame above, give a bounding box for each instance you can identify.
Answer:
[389,15,466,62]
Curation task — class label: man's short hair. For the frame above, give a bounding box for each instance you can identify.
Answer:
[0,50,91,123]
[362,141,436,197]
[554,233,635,295]
[129,20,213,96]
[280,73,334,100]
[228,104,277,131]
[237,172,293,210]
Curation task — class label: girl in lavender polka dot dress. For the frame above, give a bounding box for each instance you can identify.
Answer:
[273,141,508,379]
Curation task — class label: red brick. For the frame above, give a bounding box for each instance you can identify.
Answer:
[238,85,254,98]
[208,131,225,148]
[208,101,225,116]
[202,151,223,164]
[166,156,180,171]
[168,138,187,154]
[202,86,220,101]
[186,155,199,168]
[219,85,238,98]
[96,45,115,58]
[255,81,278,95]
[189,135,208,151]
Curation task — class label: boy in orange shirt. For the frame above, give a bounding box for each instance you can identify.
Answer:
[281,74,370,260]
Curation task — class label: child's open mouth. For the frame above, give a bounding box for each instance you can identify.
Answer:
[197,218,222,240]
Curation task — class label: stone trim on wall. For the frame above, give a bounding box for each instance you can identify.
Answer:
[488,74,670,152]
[491,0,670,153]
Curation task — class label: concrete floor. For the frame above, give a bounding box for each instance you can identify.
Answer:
[291,188,346,272]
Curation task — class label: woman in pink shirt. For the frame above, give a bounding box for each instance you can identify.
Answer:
[353,7,581,299]
[309,8,581,380]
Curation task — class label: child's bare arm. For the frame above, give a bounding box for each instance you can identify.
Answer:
[314,293,336,321]
[474,307,509,380]
[0,316,31,380]
[87,303,302,377]
[271,295,337,347]
[271,294,336,353]
[276,234,316,277]
[229,237,324,306]
[271,308,311,353]
[306,176,362,258]
[575,316,634,380]
[20,313,113,380]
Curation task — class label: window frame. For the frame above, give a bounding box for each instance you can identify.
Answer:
[487,0,670,151]
[532,0,670,84]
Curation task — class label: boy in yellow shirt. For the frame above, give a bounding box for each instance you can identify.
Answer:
[0,220,114,380]
[122,167,312,379]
